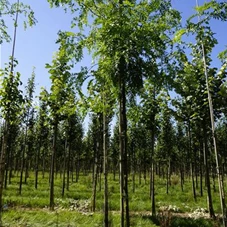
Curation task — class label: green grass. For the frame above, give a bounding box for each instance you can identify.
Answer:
[1,172,224,226]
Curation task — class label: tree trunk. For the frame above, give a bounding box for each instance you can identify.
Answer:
[35,140,41,189]
[92,135,99,212]
[119,55,129,227]
[180,165,184,192]
[4,141,11,189]
[199,140,203,197]
[166,159,171,195]
[66,120,71,191]
[188,121,196,202]
[103,111,109,227]
[0,122,8,226]
[203,129,215,218]
[150,117,156,216]
[50,121,58,211]
[62,140,67,197]
[19,127,27,195]
[132,141,135,193]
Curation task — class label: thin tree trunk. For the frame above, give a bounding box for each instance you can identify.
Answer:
[132,141,135,193]
[103,111,109,227]
[66,142,71,191]
[199,139,203,197]
[66,120,71,191]
[92,137,99,212]
[19,127,27,195]
[150,118,156,216]
[0,122,8,226]
[4,141,11,189]
[76,158,80,183]
[35,140,41,189]
[50,121,58,211]
[119,56,129,227]
[180,165,184,192]
[203,130,215,218]
[188,121,196,202]
[42,153,45,179]
[166,159,171,195]
[62,140,67,197]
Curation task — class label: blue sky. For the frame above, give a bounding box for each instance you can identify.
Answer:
[1,0,92,95]
[1,0,227,96]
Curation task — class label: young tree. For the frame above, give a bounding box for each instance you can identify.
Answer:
[0,59,24,225]
[173,0,227,221]
[46,2,181,225]
[34,89,50,189]
[19,69,36,194]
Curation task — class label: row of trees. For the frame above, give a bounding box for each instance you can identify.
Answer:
[1,0,227,226]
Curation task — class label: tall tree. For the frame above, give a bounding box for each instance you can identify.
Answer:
[0,59,24,225]
[173,0,227,221]
[46,51,74,210]
[47,1,181,225]
[19,68,36,194]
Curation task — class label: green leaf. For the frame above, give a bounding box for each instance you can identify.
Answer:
[173,29,186,43]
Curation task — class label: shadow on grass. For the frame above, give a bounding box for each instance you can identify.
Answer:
[170,217,220,227]
[142,214,221,227]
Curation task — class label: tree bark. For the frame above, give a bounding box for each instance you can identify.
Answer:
[188,121,196,202]
[103,111,109,227]
[50,121,58,211]
[0,122,8,226]
[35,140,41,189]
[62,139,67,197]
[150,116,156,216]
[203,127,215,218]
[119,55,129,227]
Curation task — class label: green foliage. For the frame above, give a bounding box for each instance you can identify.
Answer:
[0,58,24,124]
[0,0,37,44]
[46,43,79,123]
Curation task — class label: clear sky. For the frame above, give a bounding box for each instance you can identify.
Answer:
[1,0,226,96]
[1,0,92,95]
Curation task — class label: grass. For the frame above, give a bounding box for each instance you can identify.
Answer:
[1,171,224,226]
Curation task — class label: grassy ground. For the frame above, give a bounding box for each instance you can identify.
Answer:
[1,172,223,226]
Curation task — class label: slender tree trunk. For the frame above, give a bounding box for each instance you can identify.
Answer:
[19,127,27,195]
[66,142,71,191]
[119,56,129,227]
[180,165,184,192]
[92,137,99,212]
[76,158,80,183]
[50,121,58,211]
[150,118,156,216]
[103,111,109,227]
[4,142,11,189]
[42,153,45,179]
[66,120,71,190]
[166,159,171,195]
[203,129,215,218]
[194,149,198,189]
[132,141,135,193]
[0,122,8,226]
[138,164,141,185]
[35,140,41,189]
[199,139,203,197]
[62,140,67,197]
[24,155,29,184]
[188,121,196,201]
